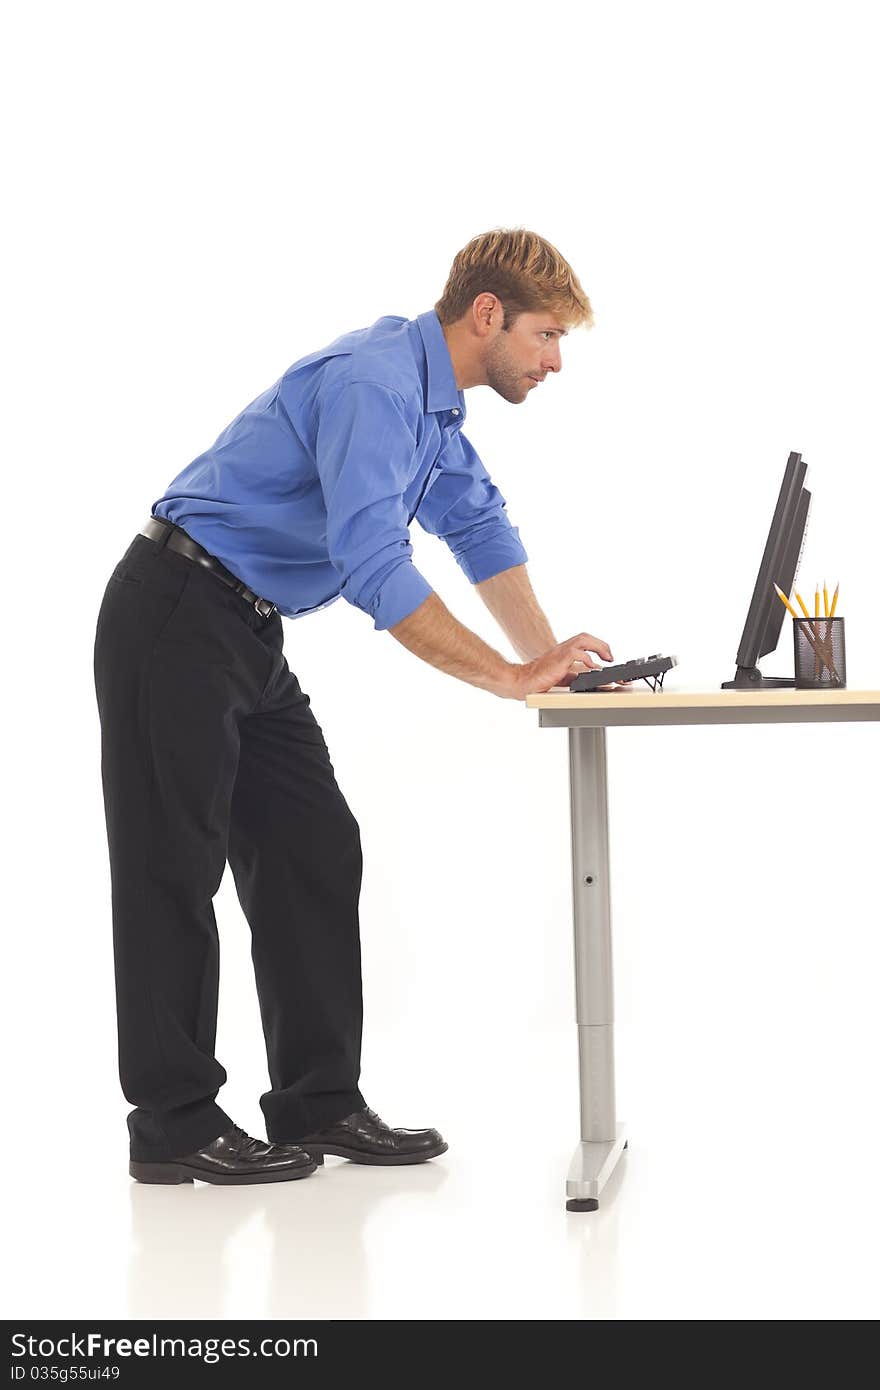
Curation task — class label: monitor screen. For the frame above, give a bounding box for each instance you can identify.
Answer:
[722,452,811,689]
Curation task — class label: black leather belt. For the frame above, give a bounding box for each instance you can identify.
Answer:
[139,517,277,620]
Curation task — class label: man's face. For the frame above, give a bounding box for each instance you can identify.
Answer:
[483,309,567,404]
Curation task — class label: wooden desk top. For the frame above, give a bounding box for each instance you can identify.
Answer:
[525,686,880,728]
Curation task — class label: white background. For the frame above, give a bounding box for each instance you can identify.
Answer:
[3,0,879,1321]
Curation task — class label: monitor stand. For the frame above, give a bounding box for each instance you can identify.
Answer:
[721,666,796,690]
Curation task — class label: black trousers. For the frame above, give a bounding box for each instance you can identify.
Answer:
[92,524,366,1161]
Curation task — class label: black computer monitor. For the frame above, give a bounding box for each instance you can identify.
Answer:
[722,451,811,689]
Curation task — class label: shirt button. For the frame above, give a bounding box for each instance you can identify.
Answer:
[451,408,460,416]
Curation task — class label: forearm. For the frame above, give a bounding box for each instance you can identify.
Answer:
[474,564,556,661]
[388,592,516,698]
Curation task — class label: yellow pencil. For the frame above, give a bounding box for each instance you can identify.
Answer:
[773,582,800,620]
[823,579,829,617]
[813,585,820,675]
[794,590,811,619]
[829,582,839,618]
[795,587,827,669]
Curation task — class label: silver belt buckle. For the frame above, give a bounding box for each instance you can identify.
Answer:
[254,596,276,619]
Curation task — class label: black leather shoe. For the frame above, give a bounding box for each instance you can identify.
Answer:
[129,1124,318,1185]
[297,1106,448,1165]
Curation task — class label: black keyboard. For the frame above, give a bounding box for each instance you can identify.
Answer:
[569,654,677,692]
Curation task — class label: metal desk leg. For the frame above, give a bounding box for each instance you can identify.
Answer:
[565,726,627,1211]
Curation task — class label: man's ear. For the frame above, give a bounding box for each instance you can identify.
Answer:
[472,293,502,336]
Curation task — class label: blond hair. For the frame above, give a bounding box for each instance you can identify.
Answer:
[435,227,593,331]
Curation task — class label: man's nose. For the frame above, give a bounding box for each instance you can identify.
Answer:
[541,346,562,373]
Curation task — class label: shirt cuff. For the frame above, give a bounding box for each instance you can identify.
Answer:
[363,558,435,631]
[454,526,529,585]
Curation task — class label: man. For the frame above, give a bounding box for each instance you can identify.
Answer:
[93,227,615,1186]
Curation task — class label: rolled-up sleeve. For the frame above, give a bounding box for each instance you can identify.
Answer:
[414,428,528,582]
[314,380,435,630]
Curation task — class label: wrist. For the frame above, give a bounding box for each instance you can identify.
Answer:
[496,659,529,701]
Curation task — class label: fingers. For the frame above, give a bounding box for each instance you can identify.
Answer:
[567,633,613,662]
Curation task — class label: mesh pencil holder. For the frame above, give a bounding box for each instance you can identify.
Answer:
[793,616,846,689]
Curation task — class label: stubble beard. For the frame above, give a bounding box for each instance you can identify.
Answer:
[484,335,530,404]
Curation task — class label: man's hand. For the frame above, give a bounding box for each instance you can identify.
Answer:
[502,632,622,700]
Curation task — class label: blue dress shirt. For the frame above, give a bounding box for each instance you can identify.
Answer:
[151,309,528,629]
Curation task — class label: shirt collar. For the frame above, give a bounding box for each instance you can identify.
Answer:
[415,309,466,420]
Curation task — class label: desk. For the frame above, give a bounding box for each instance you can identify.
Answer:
[525,686,880,1211]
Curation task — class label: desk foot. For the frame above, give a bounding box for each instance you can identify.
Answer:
[564,1124,627,1211]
